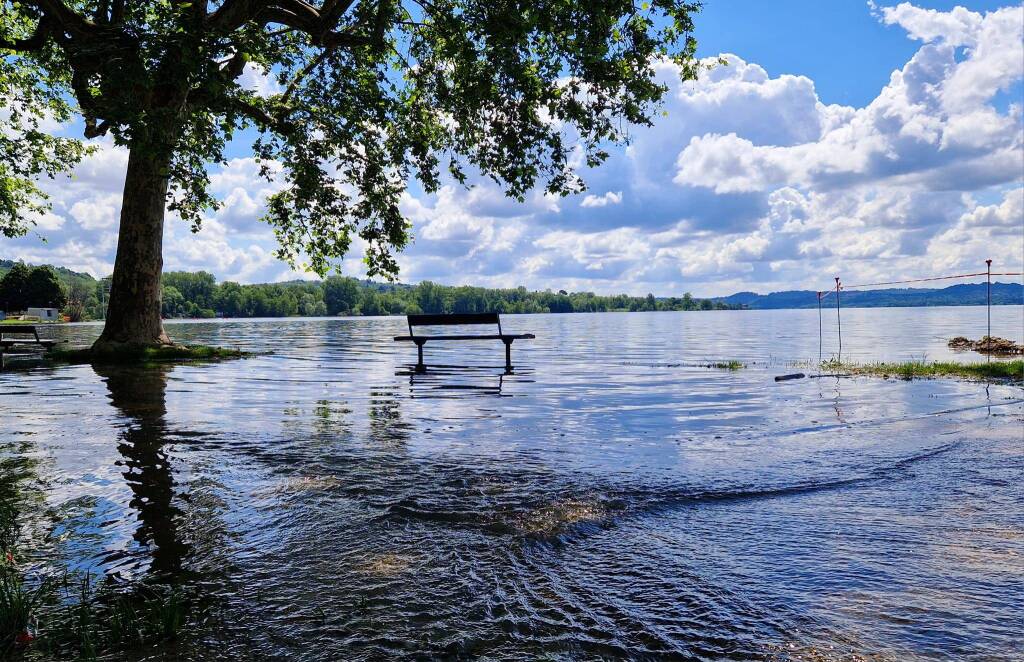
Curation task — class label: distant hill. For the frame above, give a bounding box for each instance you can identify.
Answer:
[0,258,101,301]
[0,258,98,286]
[713,282,1023,309]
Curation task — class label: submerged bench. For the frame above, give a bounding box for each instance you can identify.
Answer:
[0,325,57,355]
[394,313,535,373]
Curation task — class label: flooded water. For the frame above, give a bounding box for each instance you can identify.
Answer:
[2,307,1022,660]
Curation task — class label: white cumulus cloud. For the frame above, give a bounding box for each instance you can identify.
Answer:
[580,191,623,208]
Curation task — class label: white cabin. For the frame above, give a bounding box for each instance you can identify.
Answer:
[26,307,59,321]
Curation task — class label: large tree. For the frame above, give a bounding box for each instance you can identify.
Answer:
[0,262,31,311]
[24,263,67,307]
[324,275,360,315]
[1,0,701,350]
[0,263,66,309]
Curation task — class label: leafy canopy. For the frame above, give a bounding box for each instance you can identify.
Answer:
[1,0,701,277]
[0,261,66,309]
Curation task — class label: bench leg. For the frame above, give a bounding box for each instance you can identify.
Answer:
[415,340,426,373]
[503,339,513,373]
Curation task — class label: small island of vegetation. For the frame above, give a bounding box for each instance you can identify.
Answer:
[822,359,1023,382]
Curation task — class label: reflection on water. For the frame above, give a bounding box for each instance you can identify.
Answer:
[1,308,1022,660]
[96,364,190,579]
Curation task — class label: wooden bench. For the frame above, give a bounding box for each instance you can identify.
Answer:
[394,313,535,373]
[0,325,57,355]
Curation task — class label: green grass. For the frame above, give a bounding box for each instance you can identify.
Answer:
[1,501,47,656]
[710,360,745,370]
[1,565,52,653]
[50,343,249,365]
[822,359,1023,382]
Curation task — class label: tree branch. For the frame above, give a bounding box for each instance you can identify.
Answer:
[210,0,383,56]
[275,0,323,27]
[208,0,264,32]
[110,0,125,24]
[0,17,54,52]
[231,98,282,131]
[26,0,98,39]
[258,6,321,36]
[280,46,335,103]
[95,0,110,23]
[70,68,111,137]
[220,50,248,80]
[84,119,111,138]
[320,0,359,32]
[370,0,390,52]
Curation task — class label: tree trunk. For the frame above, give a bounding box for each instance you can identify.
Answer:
[93,142,175,351]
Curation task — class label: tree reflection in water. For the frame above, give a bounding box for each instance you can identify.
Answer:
[94,364,189,579]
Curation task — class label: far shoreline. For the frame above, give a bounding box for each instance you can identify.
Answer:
[46,301,1024,326]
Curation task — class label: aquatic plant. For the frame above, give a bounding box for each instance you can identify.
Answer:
[13,575,194,660]
[0,557,51,654]
[0,505,193,659]
[821,359,1023,382]
[0,500,16,554]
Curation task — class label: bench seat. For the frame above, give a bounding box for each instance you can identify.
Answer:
[393,333,535,341]
[0,339,57,347]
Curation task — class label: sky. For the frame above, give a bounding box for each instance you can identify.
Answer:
[2,1,1022,297]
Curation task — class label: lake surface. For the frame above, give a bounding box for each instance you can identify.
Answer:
[2,307,1022,660]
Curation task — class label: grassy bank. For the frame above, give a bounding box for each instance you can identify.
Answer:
[822,359,1023,382]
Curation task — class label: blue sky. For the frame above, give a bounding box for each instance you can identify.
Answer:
[2,1,1022,297]
[695,0,1012,105]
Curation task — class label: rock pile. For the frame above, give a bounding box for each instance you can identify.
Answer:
[948,336,1024,355]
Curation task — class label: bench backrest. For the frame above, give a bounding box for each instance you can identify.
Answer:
[0,325,40,340]
[407,313,501,336]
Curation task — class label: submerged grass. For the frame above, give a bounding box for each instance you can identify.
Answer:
[822,358,1023,382]
[49,343,250,365]
[1,476,198,660]
[34,576,193,660]
[1,565,51,652]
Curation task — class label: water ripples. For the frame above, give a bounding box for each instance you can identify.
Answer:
[1,308,1022,660]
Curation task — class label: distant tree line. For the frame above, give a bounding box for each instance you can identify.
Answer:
[0,263,67,313]
[157,272,735,319]
[1,260,735,320]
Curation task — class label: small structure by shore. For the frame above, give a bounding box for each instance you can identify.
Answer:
[26,307,60,321]
[948,336,1023,355]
